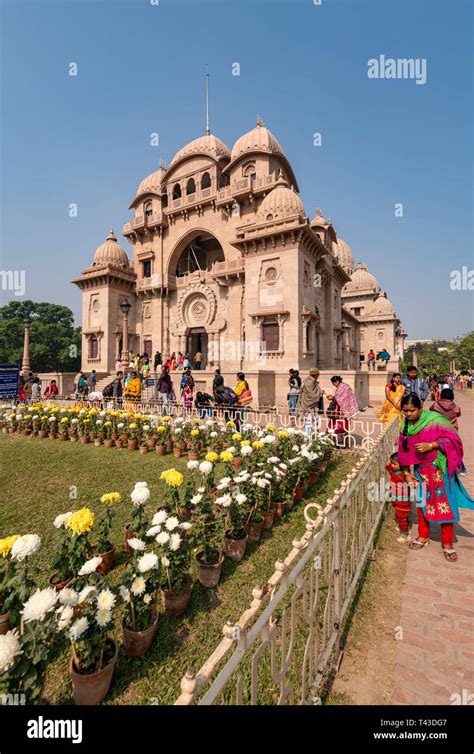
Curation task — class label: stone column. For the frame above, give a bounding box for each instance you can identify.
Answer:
[121,313,129,364]
[21,323,31,376]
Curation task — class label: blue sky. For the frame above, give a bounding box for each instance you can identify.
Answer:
[1,0,472,339]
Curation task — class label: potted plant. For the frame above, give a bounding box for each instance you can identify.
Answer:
[155,425,167,455]
[59,416,70,441]
[146,510,193,617]
[119,547,161,657]
[0,534,41,632]
[68,584,118,705]
[70,418,79,443]
[188,428,201,460]
[192,491,225,587]
[245,478,265,542]
[139,434,148,455]
[159,469,184,515]
[51,509,95,587]
[125,482,150,551]
[103,421,114,448]
[94,493,122,575]
[220,490,249,562]
[127,421,140,450]
[38,413,49,438]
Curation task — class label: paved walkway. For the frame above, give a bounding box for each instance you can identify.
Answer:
[393,391,474,704]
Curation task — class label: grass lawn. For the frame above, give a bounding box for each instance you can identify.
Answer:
[0,433,355,705]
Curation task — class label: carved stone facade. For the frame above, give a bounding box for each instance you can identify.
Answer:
[72,121,403,398]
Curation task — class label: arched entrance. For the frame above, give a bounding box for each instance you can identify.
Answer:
[175,232,225,277]
[186,327,208,369]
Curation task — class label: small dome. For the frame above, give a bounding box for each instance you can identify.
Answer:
[257,174,305,221]
[230,121,285,162]
[136,166,167,197]
[344,261,380,293]
[336,237,354,274]
[92,230,130,269]
[170,134,230,167]
[310,208,331,227]
[367,292,395,316]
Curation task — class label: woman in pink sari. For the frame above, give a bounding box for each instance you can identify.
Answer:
[326,376,359,448]
[398,394,474,562]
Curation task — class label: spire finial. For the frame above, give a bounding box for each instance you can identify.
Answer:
[205,69,210,135]
[256,115,265,127]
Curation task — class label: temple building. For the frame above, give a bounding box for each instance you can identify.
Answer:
[73,120,405,404]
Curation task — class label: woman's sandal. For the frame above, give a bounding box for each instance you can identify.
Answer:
[442,548,458,562]
[408,539,430,551]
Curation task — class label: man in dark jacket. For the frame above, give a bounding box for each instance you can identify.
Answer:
[402,366,428,402]
[213,368,224,394]
[156,366,173,414]
[112,371,123,399]
[154,351,162,370]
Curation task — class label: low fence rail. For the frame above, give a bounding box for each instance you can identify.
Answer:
[173,418,399,705]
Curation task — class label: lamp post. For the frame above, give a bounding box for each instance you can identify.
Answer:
[21,316,32,376]
[119,299,132,365]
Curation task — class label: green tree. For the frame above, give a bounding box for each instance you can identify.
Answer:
[0,301,81,372]
[402,341,453,376]
[454,331,474,371]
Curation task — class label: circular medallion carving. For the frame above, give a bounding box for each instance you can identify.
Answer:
[91,297,100,312]
[177,283,217,330]
[265,266,278,282]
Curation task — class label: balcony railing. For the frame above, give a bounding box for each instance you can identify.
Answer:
[136,274,177,291]
[123,211,165,236]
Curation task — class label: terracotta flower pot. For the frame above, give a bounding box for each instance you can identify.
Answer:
[155,444,165,456]
[224,533,248,562]
[120,433,129,444]
[48,433,56,440]
[80,436,90,445]
[246,518,264,542]
[103,439,114,448]
[165,440,173,452]
[128,438,138,451]
[122,614,158,657]
[38,430,47,439]
[293,485,305,503]
[96,545,116,576]
[139,446,148,455]
[69,639,118,706]
[188,451,199,461]
[124,524,137,552]
[274,501,287,519]
[115,439,123,449]
[161,575,193,617]
[89,430,95,441]
[0,610,12,635]
[147,437,157,449]
[309,470,320,485]
[94,439,102,447]
[22,429,32,436]
[173,447,183,459]
[49,572,74,591]
[59,434,68,441]
[70,436,78,444]
[262,508,275,529]
[196,552,224,588]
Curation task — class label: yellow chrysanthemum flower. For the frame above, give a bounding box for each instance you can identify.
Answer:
[220,451,234,462]
[226,421,236,428]
[192,418,201,424]
[232,433,242,441]
[278,430,289,438]
[252,440,264,449]
[240,440,251,446]
[205,451,218,462]
[129,423,137,429]
[265,424,276,431]
[104,421,112,427]
[160,469,183,487]
[0,534,20,558]
[161,416,171,422]
[156,425,166,433]
[60,417,69,423]
[66,508,94,536]
[100,492,122,506]
[190,429,200,436]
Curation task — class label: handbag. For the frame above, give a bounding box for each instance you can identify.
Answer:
[238,389,253,406]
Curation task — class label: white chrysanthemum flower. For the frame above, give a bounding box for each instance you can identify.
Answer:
[131,484,150,506]
[127,538,146,551]
[199,461,213,475]
[174,427,182,434]
[96,608,112,627]
[97,589,116,611]
[279,463,288,470]
[292,444,300,452]
[11,534,41,561]
[152,509,168,526]
[262,435,276,444]
[226,446,236,454]
[0,629,22,672]
[57,605,74,631]
[96,420,103,426]
[71,418,78,424]
[257,478,270,488]
[77,586,96,605]
[21,588,58,623]
[58,587,79,606]
[174,416,184,424]
[117,422,124,429]
[179,522,192,530]
[264,472,273,479]
[143,424,150,431]
[143,594,152,605]
[216,477,231,490]
[78,556,103,576]
[191,493,202,506]
[235,493,247,505]
[119,585,130,603]
[165,516,180,531]
[235,472,250,482]
[131,576,146,596]
[154,527,170,544]
[210,431,218,438]
[267,456,280,464]
[161,556,170,567]
[187,460,199,470]
[137,552,158,573]
[197,486,205,493]
[0,628,22,673]
[216,494,232,508]
[146,525,161,537]
[240,445,253,456]
[169,533,181,551]
[53,512,73,529]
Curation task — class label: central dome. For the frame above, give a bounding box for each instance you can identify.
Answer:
[231,122,285,162]
[169,134,230,167]
[92,230,130,269]
[258,175,305,221]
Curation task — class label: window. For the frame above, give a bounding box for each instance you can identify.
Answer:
[144,202,153,217]
[89,336,98,359]
[243,163,256,179]
[143,339,152,358]
[172,183,182,199]
[306,322,312,351]
[162,194,168,208]
[186,178,196,195]
[353,307,362,316]
[201,172,211,189]
[142,260,151,278]
[262,322,279,351]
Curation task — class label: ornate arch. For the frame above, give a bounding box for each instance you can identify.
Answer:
[176,283,217,331]
[166,228,227,278]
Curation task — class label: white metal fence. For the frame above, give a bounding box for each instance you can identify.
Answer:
[173,418,399,705]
